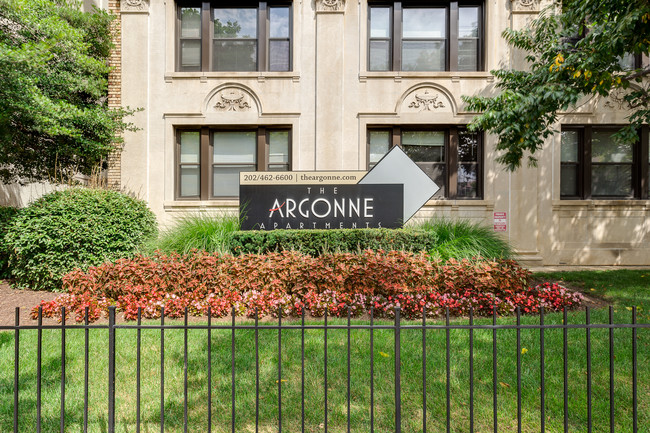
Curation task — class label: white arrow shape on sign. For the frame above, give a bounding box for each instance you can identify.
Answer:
[358,146,439,222]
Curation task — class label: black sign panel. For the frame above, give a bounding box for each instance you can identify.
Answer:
[240,184,403,230]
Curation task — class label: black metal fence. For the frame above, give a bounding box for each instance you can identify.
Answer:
[2,305,648,433]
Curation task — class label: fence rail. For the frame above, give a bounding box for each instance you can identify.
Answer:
[2,305,648,433]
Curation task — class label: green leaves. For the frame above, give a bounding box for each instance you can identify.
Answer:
[0,0,136,182]
[228,228,440,257]
[0,206,19,278]
[415,218,512,261]
[4,188,157,291]
[463,0,650,170]
[148,213,242,255]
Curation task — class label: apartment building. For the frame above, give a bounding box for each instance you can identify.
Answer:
[108,0,650,265]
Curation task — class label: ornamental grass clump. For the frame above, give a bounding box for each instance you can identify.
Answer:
[415,218,513,261]
[5,188,157,291]
[145,212,240,255]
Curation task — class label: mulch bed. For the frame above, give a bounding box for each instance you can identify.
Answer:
[0,281,59,327]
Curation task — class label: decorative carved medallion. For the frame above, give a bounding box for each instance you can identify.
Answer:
[214,89,252,112]
[121,0,149,12]
[511,0,539,11]
[317,0,345,12]
[604,89,631,110]
[408,89,445,111]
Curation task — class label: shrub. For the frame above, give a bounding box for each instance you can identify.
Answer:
[219,219,513,261]
[0,206,20,278]
[145,213,239,255]
[31,251,582,323]
[414,218,513,260]
[149,216,513,261]
[6,188,157,291]
[229,228,438,256]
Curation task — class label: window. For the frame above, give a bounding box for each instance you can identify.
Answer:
[560,126,650,199]
[368,127,482,199]
[618,53,642,71]
[176,127,291,199]
[368,1,483,72]
[178,2,292,72]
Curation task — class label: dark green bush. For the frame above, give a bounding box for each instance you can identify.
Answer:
[229,228,438,256]
[0,206,20,278]
[229,219,513,261]
[5,188,157,291]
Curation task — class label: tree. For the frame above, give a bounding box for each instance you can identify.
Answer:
[0,0,135,183]
[462,0,650,170]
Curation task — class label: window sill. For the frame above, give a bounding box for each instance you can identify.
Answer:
[165,72,300,82]
[553,199,650,210]
[164,200,240,211]
[359,71,494,82]
[423,199,493,207]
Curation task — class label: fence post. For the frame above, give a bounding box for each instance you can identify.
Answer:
[394,307,401,433]
[14,307,19,433]
[108,306,116,433]
[61,307,66,433]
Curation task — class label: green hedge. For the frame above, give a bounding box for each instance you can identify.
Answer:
[228,219,512,261]
[5,188,158,291]
[229,228,438,256]
[0,206,20,278]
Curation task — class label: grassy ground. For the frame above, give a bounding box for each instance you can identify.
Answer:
[534,269,650,313]
[0,270,648,433]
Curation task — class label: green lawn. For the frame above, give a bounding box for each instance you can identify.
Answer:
[0,270,649,433]
[534,269,650,313]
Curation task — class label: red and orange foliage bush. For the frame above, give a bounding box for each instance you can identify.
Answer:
[32,251,583,322]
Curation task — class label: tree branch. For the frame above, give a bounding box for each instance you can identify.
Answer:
[623,65,650,81]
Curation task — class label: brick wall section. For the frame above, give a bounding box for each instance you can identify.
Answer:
[107,0,122,190]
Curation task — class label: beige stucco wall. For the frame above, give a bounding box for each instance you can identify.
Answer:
[116,0,650,266]
[0,183,58,208]
[82,0,109,12]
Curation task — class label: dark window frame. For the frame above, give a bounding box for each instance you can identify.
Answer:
[177,2,204,72]
[176,1,293,72]
[368,5,394,71]
[559,128,584,199]
[560,125,650,200]
[176,129,204,199]
[367,125,483,199]
[175,126,292,200]
[367,0,484,72]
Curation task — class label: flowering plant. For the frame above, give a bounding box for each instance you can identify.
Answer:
[31,251,582,322]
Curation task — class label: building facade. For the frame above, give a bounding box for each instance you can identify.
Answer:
[108,0,649,266]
